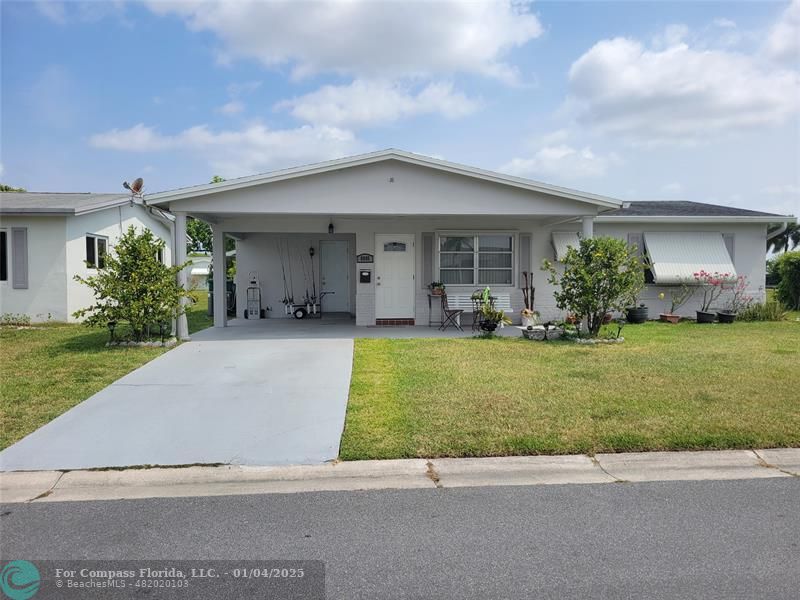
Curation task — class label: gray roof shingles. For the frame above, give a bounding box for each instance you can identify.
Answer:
[0,192,129,215]
[603,200,785,218]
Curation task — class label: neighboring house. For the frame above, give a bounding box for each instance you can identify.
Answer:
[139,149,795,335]
[0,192,173,322]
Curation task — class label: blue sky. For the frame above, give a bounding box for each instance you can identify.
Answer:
[1,1,798,216]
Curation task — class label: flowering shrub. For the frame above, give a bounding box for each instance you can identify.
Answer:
[723,275,753,313]
[658,278,694,314]
[693,270,737,312]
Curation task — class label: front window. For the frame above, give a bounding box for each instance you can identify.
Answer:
[438,234,513,286]
[86,234,108,269]
[0,230,7,281]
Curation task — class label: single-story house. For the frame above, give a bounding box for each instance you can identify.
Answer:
[139,149,794,337]
[0,192,173,322]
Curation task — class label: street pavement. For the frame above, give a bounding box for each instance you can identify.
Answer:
[2,478,798,599]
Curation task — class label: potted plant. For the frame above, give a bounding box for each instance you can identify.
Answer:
[429,281,445,296]
[479,304,512,332]
[693,270,735,323]
[716,275,751,324]
[658,280,694,323]
[626,301,649,324]
[520,308,539,328]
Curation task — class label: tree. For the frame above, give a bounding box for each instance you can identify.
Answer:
[186,217,212,252]
[185,176,228,253]
[774,250,800,310]
[0,183,26,192]
[767,223,800,254]
[73,226,192,341]
[542,236,644,337]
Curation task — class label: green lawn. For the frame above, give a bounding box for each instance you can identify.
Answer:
[0,292,211,450]
[340,320,800,460]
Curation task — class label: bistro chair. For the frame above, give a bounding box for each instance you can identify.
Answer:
[439,293,464,332]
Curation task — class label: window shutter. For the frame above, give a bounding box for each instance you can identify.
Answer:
[723,233,735,262]
[519,233,531,288]
[422,232,434,288]
[11,227,28,289]
[627,233,643,258]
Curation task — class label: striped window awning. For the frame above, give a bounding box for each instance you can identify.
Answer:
[552,232,580,261]
[643,232,736,284]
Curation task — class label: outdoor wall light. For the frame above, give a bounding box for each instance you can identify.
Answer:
[328,222,334,234]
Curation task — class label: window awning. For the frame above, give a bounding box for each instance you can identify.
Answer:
[552,232,580,261]
[643,232,736,284]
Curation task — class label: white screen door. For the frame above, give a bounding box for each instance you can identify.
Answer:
[375,234,415,319]
[319,240,350,312]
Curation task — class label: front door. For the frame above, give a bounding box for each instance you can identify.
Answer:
[319,240,350,312]
[375,234,415,319]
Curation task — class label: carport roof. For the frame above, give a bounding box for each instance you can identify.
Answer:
[145,149,624,210]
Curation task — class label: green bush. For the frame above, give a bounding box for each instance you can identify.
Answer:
[542,236,644,337]
[774,251,800,310]
[738,301,787,322]
[74,226,192,341]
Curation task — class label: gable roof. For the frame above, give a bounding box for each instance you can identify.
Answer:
[597,201,794,223]
[146,149,623,210]
[0,192,130,216]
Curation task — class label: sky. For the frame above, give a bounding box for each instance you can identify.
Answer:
[1,0,799,217]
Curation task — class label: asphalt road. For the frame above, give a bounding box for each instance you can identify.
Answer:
[2,478,799,599]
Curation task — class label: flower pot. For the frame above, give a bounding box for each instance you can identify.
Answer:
[626,306,648,324]
[716,311,736,324]
[431,288,444,296]
[480,321,498,333]
[696,310,716,324]
[659,313,680,324]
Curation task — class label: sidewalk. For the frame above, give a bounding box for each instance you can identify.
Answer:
[1,449,797,503]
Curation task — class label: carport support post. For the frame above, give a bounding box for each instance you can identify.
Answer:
[212,225,227,327]
[175,211,190,340]
[582,216,594,239]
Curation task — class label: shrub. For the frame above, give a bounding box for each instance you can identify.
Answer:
[738,301,787,322]
[542,236,644,337]
[0,313,31,326]
[774,250,800,310]
[73,226,192,341]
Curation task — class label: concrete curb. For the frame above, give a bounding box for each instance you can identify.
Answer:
[1,449,797,504]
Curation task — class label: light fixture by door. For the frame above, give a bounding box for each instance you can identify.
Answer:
[328,222,334,234]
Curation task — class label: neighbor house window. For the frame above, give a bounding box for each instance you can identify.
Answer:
[438,233,513,286]
[86,234,108,269]
[0,230,7,281]
[157,247,164,264]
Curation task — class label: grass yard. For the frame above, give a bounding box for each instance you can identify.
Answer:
[0,292,211,450]
[340,320,800,460]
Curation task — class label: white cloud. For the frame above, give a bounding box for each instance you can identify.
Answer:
[35,1,67,24]
[217,100,245,115]
[35,1,127,25]
[567,29,800,144]
[500,144,622,180]
[89,122,367,177]
[278,80,479,127]
[764,0,800,64]
[652,24,689,49]
[145,0,542,83]
[713,18,737,29]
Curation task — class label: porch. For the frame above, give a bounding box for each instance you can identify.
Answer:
[192,313,520,341]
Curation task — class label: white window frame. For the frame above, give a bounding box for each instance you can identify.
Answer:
[436,231,517,288]
[85,233,109,269]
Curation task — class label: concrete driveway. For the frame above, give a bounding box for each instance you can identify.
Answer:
[0,334,354,471]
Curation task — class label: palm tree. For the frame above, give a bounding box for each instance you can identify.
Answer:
[767,222,800,254]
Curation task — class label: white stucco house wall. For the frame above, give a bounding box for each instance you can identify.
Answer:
[140,149,795,337]
[0,192,173,322]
